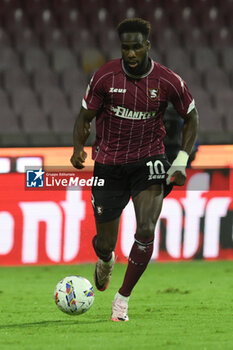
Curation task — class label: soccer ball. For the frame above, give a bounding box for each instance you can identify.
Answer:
[54,275,95,315]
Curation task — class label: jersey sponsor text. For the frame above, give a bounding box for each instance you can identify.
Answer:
[111,106,157,120]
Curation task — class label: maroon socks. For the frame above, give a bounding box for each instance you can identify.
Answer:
[93,234,154,296]
[119,236,154,297]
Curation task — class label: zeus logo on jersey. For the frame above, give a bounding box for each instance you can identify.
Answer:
[111,106,156,120]
[109,87,127,93]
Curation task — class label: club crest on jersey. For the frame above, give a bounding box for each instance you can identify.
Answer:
[96,205,104,215]
[147,88,160,100]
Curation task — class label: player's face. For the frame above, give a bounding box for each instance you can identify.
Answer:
[120,32,150,75]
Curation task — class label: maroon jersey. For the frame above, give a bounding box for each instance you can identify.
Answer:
[83,59,194,164]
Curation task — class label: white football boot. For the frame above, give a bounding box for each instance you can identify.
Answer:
[111,292,129,322]
[94,252,115,291]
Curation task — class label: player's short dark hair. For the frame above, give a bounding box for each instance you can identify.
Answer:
[117,18,151,40]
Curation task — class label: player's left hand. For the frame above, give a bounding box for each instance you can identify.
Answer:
[166,150,189,186]
[167,170,186,186]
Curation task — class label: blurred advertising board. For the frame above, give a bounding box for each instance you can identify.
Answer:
[0,166,232,265]
[0,145,233,170]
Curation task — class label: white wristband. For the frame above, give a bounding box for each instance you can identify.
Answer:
[166,150,189,185]
[172,150,189,167]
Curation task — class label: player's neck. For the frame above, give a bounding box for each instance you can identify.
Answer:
[122,58,153,79]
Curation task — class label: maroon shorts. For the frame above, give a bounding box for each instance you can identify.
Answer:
[91,155,173,223]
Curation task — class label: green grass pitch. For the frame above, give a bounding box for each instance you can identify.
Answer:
[0,261,232,350]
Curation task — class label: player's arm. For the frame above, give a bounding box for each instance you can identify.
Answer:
[181,106,199,154]
[167,106,199,185]
[70,107,97,169]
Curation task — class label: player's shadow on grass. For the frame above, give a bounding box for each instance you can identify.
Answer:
[0,319,106,329]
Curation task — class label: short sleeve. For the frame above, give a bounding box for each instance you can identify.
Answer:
[167,71,195,117]
[82,70,106,111]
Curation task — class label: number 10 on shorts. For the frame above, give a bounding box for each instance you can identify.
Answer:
[146,160,166,180]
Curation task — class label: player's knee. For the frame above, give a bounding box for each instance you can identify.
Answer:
[135,221,155,240]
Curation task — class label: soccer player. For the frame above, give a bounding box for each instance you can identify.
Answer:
[71,18,199,321]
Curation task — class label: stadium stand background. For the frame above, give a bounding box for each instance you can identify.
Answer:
[0,0,232,147]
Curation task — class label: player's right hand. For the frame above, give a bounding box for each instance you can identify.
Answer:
[70,149,87,169]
